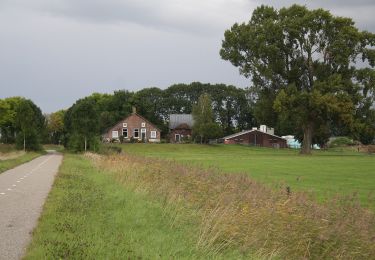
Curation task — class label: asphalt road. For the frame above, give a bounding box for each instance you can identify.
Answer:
[0,151,63,260]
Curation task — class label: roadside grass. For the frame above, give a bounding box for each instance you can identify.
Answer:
[118,144,375,207]
[90,153,375,259]
[25,154,250,259]
[0,152,41,174]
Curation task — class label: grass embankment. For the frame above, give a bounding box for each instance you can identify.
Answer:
[25,154,246,259]
[119,144,375,207]
[0,144,42,173]
[27,152,375,259]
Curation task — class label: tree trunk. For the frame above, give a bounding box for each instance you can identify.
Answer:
[84,136,87,152]
[301,122,313,155]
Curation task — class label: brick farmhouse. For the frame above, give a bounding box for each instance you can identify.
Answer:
[102,111,161,143]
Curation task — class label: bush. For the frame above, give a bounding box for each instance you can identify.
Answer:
[329,136,354,148]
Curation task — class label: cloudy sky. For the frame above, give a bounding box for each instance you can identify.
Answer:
[1,1,374,113]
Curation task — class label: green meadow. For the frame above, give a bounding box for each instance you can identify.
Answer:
[120,144,375,207]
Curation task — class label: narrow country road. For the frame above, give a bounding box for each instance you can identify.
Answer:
[0,151,63,260]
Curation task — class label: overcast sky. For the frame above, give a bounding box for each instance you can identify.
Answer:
[1,1,374,113]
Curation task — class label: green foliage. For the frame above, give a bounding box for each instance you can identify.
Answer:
[192,94,222,143]
[64,98,100,152]
[14,99,45,151]
[329,137,354,148]
[0,152,41,173]
[46,110,65,145]
[221,4,375,153]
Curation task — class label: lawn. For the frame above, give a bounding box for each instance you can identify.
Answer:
[119,144,375,207]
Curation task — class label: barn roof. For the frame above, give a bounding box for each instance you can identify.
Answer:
[169,114,194,129]
[222,129,286,141]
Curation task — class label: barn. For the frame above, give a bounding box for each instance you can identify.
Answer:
[169,114,194,143]
[102,108,161,143]
[222,125,287,148]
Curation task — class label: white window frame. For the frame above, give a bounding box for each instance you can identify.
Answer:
[141,122,146,127]
[122,128,128,138]
[123,123,127,128]
[112,130,119,139]
[175,134,181,142]
[133,128,139,138]
[150,130,157,139]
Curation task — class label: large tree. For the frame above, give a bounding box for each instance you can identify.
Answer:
[220,5,375,154]
[192,94,222,143]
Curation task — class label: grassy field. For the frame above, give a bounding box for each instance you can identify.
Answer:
[119,144,375,207]
[26,152,375,259]
[25,154,248,259]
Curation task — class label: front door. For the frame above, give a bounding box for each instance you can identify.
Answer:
[141,128,147,141]
[175,134,180,142]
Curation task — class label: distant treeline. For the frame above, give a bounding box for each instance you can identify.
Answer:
[63,82,256,151]
[1,81,374,151]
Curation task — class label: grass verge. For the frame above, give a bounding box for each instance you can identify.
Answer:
[0,152,41,173]
[25,153,249,259]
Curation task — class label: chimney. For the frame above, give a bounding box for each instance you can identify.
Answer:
[132,106,137,114]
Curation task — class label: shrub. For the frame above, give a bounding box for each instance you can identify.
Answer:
[329,136,354,148]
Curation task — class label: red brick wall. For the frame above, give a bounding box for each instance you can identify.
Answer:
[103,113,161,142]
[224,131,287,148]
[169,129,192,143]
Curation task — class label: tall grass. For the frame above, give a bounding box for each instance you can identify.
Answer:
[90,153,375,259]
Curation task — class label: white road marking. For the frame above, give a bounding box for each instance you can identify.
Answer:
[12,185,16,187]
[0,193,5,195]
[7,188,12,191]
[16,181,20,183]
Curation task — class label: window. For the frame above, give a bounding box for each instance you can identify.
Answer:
[175,134,180,142]
[112,131,119,139]
[122,128,128,138]
[150,130,157,139]
[141,122,146,127]
[133,128,139,138]
[123,123,127,128]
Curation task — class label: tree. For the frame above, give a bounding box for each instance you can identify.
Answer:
[192,94,222,143]
[14,99,45,151]
[65,98,99,152]
[220,5,375,154]
[47,110,65,145]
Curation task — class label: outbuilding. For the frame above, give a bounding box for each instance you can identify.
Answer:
[222,125,287,148]
[169,114,194,143]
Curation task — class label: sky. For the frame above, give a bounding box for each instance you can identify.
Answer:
[1,0,374,113]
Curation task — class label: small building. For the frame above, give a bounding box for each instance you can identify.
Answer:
[222,125,287,148]
[169,114,194,143]
[102,108,161,143]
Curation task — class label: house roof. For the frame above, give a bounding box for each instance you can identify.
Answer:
[222,129,286,141]
[169,114,194,129]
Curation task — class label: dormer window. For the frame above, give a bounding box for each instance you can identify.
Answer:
[141,122,146,127]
